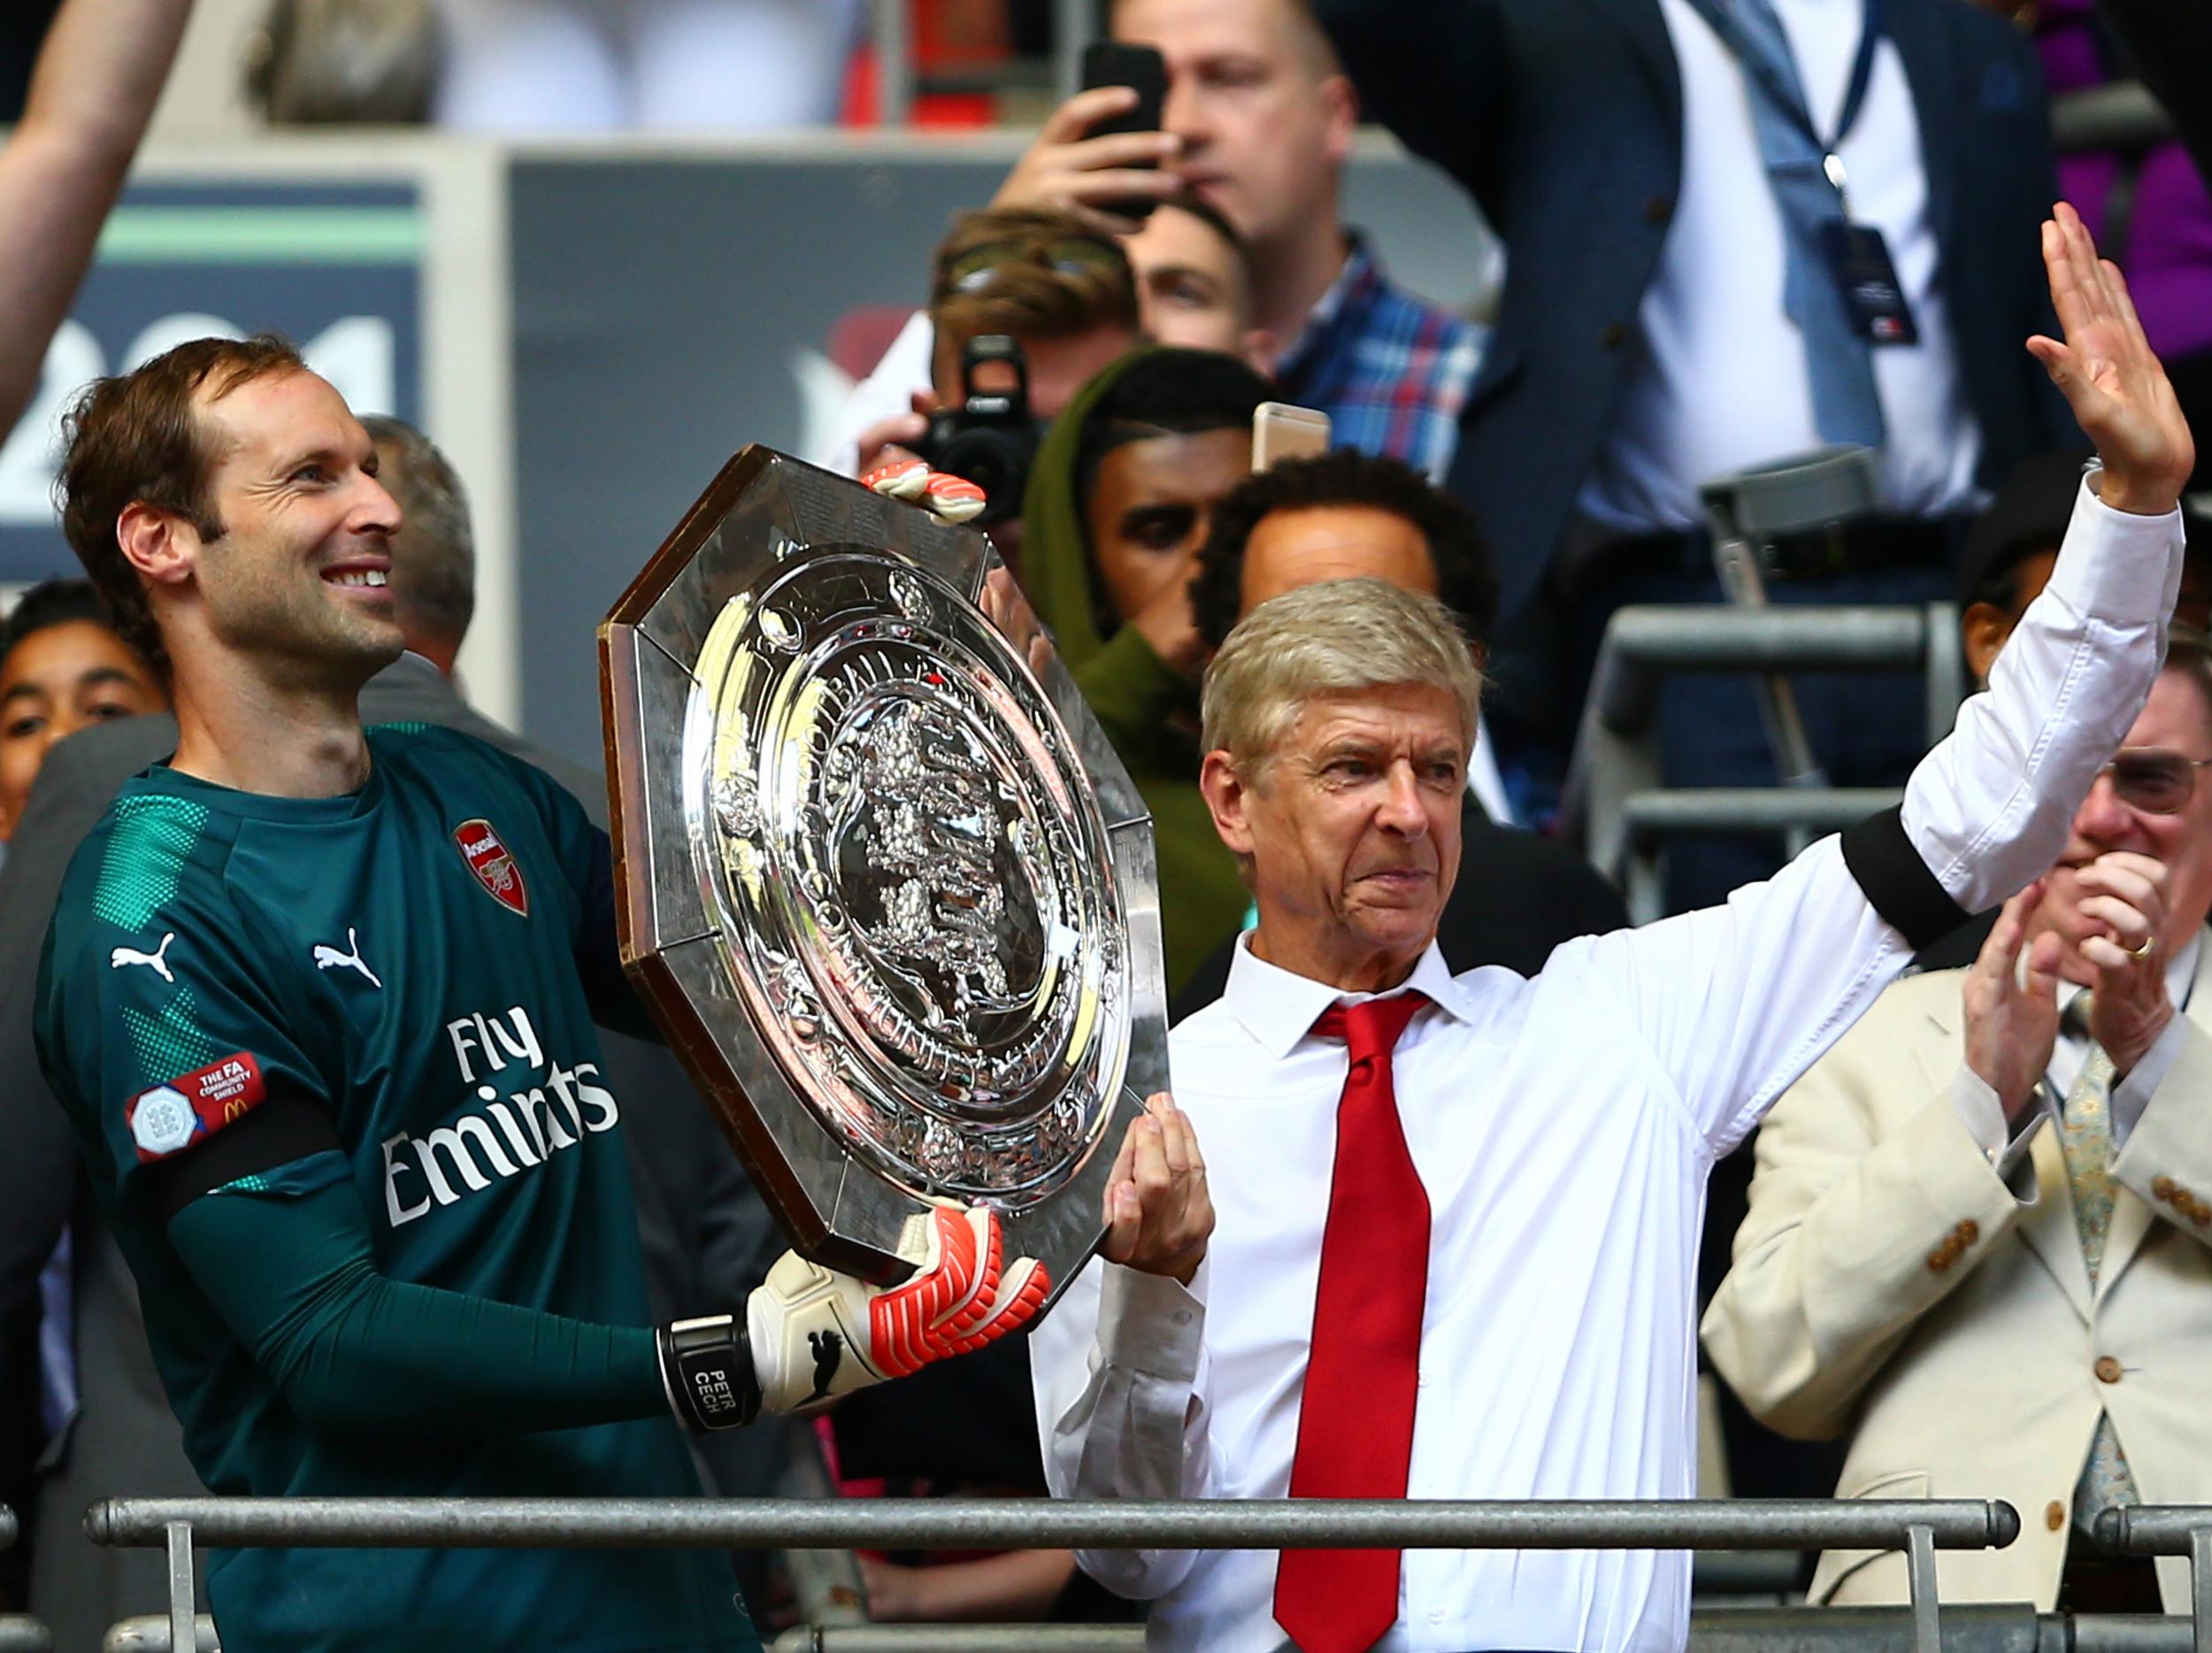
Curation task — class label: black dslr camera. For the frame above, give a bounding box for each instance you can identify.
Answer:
[915,334,1040,527]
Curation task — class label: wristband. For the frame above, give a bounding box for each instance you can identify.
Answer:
[656,1313,763,1432]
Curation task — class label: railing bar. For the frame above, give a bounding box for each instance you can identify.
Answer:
[164,1522,195,1653]
[85,1496,2016,1554]
[1904,1522,1940,1653]
[2192,1526,2212,1653]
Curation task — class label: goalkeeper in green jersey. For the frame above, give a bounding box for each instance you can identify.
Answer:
[33,335,1049,1653]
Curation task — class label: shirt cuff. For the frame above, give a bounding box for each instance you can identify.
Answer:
[1948,1063,2044,1193]
[2111,1011,2189,1147]
[2047,473,2186,624]
[1095,1260,1206,1383]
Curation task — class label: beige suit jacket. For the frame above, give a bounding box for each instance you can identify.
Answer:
[1701,949,2212,1610]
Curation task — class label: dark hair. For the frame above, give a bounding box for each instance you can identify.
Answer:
[1156,190,1250,268]
[360,414,476,648]
[0,578,116,673]
[1074,347,1276,511]
[1955,450,2090,616]
[56,334,309,677]
[1191,450,1500,650]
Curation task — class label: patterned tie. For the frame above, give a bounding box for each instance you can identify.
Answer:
[2055,1000,2142,1530]
[1704,0,1887,447]
[1274,992,1432,1653]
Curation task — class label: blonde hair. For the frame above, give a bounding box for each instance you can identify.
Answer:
[1201,577,1483,771]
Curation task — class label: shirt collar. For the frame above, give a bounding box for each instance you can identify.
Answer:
[1273,232,1380,380]
[1218,929,1472,1060]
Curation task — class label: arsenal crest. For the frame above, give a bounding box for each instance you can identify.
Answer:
[454,818,529,916]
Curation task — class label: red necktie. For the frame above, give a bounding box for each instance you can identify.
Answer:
[1273,991,1432,1653]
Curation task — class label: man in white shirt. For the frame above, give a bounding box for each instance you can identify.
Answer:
[1316,0,2078,910]
[1029,207,2194,1652]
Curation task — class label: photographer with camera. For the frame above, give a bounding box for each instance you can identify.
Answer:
[859,207,1145,570]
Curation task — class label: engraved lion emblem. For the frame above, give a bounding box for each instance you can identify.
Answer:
[833,694,1041,1029]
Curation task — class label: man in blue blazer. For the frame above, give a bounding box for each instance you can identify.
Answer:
[1315,0,2078,901]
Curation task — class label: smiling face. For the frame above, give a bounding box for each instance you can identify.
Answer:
[2034,664,2212,977]
[1085,425,1254,626]
[1113,0,1354,251]
[179,369,404,688]
[1207,681,1465,989]
[0,618,165,839]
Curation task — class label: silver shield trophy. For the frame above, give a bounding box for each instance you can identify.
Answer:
[600,446,1166,1302]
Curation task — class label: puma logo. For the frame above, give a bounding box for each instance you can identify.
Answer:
[312,927,381,989]
[110,933,177,983]
[803,1329,844,1405]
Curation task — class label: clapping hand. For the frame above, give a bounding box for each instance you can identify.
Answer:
[1963,882,2063,1121]
[2075,850,2177,1077]
[2027,201,2195,516]
[1101,1093,1213,1287]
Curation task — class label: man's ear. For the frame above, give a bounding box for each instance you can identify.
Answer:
[1240,327,1279,377]
[1201,750,1258,857]
[116,503,199,590]
[1319,73,1358,166]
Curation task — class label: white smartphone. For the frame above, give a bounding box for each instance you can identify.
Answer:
[1252,401,1331,472]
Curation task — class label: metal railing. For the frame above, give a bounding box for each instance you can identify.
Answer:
[1567,604,1958,921]
[2053,81,2176,155]
[758,1614,2201,1653]
[93,1608,2207,1653]
[87,1495,2018,1653]
[2099,1508,2212,1653]
[0,1509,46,1653]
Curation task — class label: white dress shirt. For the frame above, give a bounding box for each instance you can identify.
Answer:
[1578,0,1981,532]
[1030,481,2180,1653]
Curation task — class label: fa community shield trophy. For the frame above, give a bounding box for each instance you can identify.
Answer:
[600,446,1166,1301]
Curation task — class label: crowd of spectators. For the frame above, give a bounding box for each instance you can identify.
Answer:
[3,0,2212,1644]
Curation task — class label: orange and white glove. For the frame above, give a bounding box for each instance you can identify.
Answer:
[864,457,987,525]
[745,1203,1047,1417]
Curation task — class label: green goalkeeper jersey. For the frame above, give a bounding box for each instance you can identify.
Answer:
[36,724,758,1653]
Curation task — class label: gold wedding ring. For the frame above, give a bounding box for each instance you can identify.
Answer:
[2129,934,2159,963]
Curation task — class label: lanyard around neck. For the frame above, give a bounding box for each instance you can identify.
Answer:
[1682,0,1885,183]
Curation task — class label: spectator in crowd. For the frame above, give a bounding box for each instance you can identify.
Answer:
[434,0,861,131]
[2031,0,2212,480]
[1030,205,2192,1652]
[1170,450,1628,1015]
[925,206,1143,423]
[2090,0,2212,216]
[1704,627,2212,1613]
[0,401,816,1650]
[0,580,165,842]
[1021,344,1273,992]
[1956,450,2099,689]
[1317,0,2079,896]
[836,207,1147,504]
[1125,191,1273,370]
[0,0,195,432]
[829,0,1480,484]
